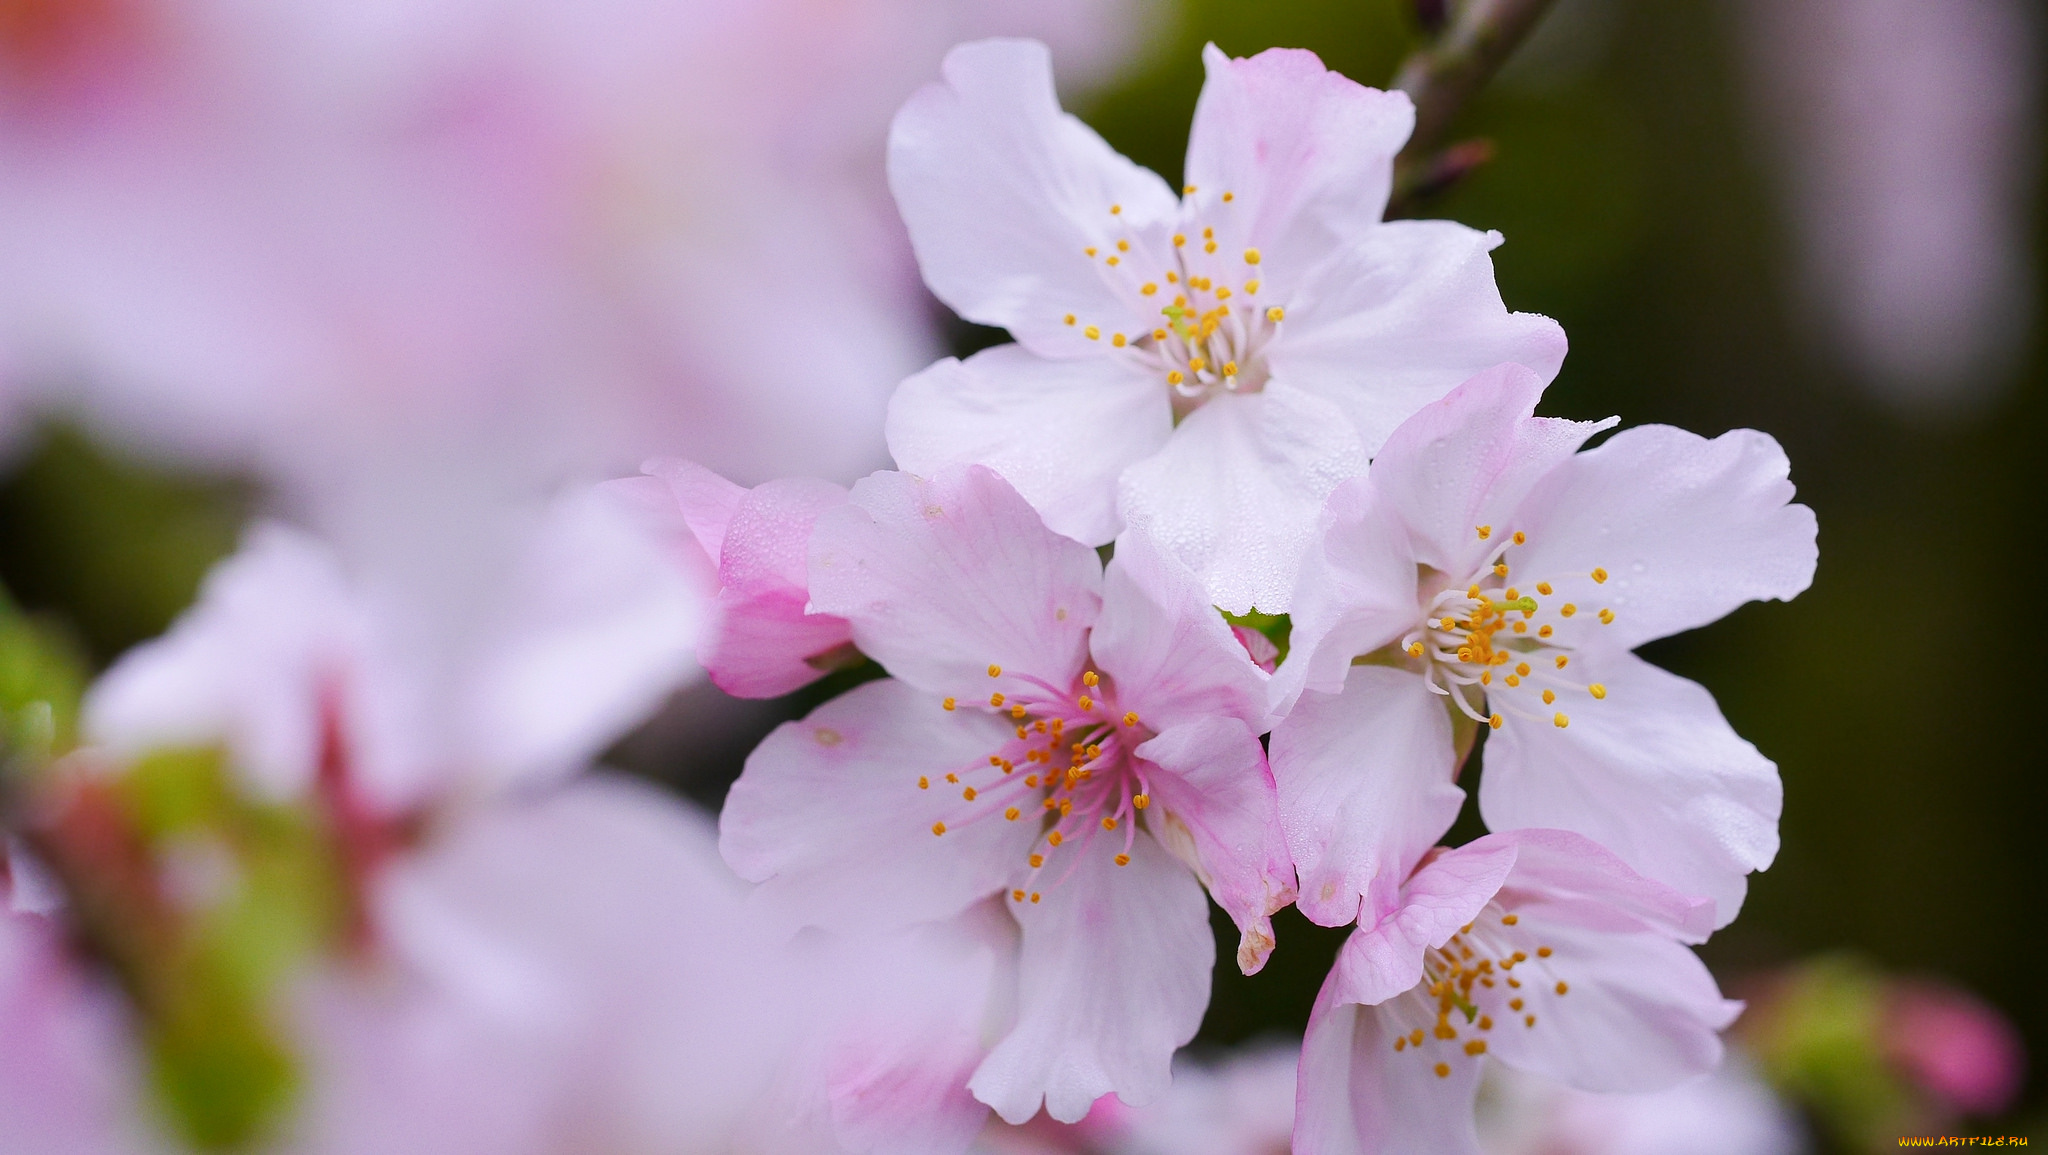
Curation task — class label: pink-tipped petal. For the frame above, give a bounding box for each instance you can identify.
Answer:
[1295,981,1485,1155]
[640,457,748,564]
[1326,837,1519,1008]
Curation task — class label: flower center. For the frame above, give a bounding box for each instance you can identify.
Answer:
[1383,902,1569,1078]
[926,663,1150,904]
[1395,526,1618,732]
[1063,189,1287,420]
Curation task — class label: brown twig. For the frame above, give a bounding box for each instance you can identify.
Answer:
[1386,0,1558,216]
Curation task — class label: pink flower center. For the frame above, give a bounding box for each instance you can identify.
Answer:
[1062,190,1286,420]
[1384,903,1570,1078]
[927,662,1152,905]
[1398,526,1619,733]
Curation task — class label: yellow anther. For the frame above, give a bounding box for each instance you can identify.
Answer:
[1513,531,1527,545]
[1102,817,1117,831]
[1133,793,1150,810]
[988,664,1002,677]
[943,697,956,711]
[1106,256,1120,266]
[1153,328,1169,341]
[1214,286,1232,301]
[1173,234,1186,247]
[1015,727,1027,739]
[1024,774,1039,787]
[1221,191,1235,202]
[1063,315,1075,326]
[918,776,929,789]
[1141,283,1157,296]
[1123,711,1140,726]
[945,773,959,783]
[1598,608,1615,624]
[1029,853,1044,868]
[1030,892,1041,903]
[1477,525,1493,540]
[1084,247,1097,257]
[1502,914,1519,925]
[1525,1015,1537,1027]
[989,692,1004,707]
[1515,662,1531,677]
[1536,582,1553,596]
[1537,947,1552,958]
[1243,248,1262,266]
[1406,642,1424,658]
[1509,998,1524,1011]
[1084,325,1100,340]
[1553,713,1569,728]
[1083,671,1100,687]
[1539,625,1554,638]
[1114,853,1130,866]
[1010,704,1026,719]
[1541,689,1555,704]
[1555,981,1569,995]
[1505,587,1520,600]
[1048,831,1063,847]
[1511,951,1527,962]
[1459,649,1475,663]
[1394,1037,1406,1052]
[1508,977,1521,989]
[1013,889,1026,902]
[1166,370,1184,385]
[1504,674,1520,687]
[1434,1063,1451,1079]
[1511,621,1528,634]
[1560,604,1577,617]
[1005,807,1020,821]
[1266,306,1285,322]
[1086,744,1102,759]
[1464,1040,1487,1056]
[1221,360,1238,376]
[1116,239,1129,251]
[1467,585,1483,599]
[1480,672,1492,685]
[1203,241,1216,253]
[1188,357,1205,372]
[1553,654,1566,668]
[1203,227,1214,238]
[1479,1016,1494,1030]
[1489,714,1504,730]
[1591,567,1608,584]
[1110,204,1122,215]
[1077,695,1093,711]
[1493,563,1509,577]
[1245,279,1260,294]
[1111,332,1127,347]
[1183,184,1197,194]
[932,822,947,836]
[1589,683,1607,699]
[962,786,977,801]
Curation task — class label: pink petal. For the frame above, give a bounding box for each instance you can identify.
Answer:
[809,466,1101,701]
[1091,530,1268,733]
[1272,475,1421,717]
[1270,666,1464,929]
[969,833,1211,1125]
[1325,836,1517,1008]
[640,457,748,565]
[888,39,1177,358]
[1295,982,1485,1155]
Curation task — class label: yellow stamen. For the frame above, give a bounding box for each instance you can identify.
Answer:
[932,822,947,836]
[1589,683,1607,699]
[1553,713,1569,728]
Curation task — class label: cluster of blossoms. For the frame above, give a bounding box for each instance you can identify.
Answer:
[0,32,1822,1155]
[654,38,1818,1152]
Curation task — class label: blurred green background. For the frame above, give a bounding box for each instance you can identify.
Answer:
[1,0,2038,1145]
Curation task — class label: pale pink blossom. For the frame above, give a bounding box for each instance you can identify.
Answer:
[721,464,1294,1123]
[82,487,700,812]
[609,457,855,699]
[885,39,1565,612]
[1274,363,1817,927]
[1295,830,1740,1155]
[1476,1057,1807,1155]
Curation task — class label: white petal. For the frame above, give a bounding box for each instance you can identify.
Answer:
[887,345,1170,546]
[1181,44,1415,292]
[1505,424,1819,651]
[1273,220,1568,457]
[1295,982,1485,1155]
[718,678,1033,932]
[1091,530,1268,732]
[1482,920,1736,1093]
[1270,666,1465,928]
[888,39,1177,357]
[809,466,1102,701]
[1272,475,1421,718]
[1366,363,1614,577]
[1481,651,1781,927]
[1119,385,1368,614]
[969,833,1211,1125]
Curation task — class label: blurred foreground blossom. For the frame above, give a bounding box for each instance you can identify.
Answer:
[886,39,1563,612]
[1475,1058,1807,1155]
[1740,0,2039,412]
[0,0,1151,507]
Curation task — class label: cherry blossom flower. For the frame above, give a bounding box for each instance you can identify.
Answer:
[1294,830,1740,1155]
[1273,363,1817,927]
[1477,1057,1807,1155]
[82,487,699,813]
[720,464,1294,1124]
[608,458,856,699]
[885,39,1566,612]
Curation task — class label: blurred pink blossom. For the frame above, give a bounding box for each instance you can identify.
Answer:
[1883,980,2026,1116]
